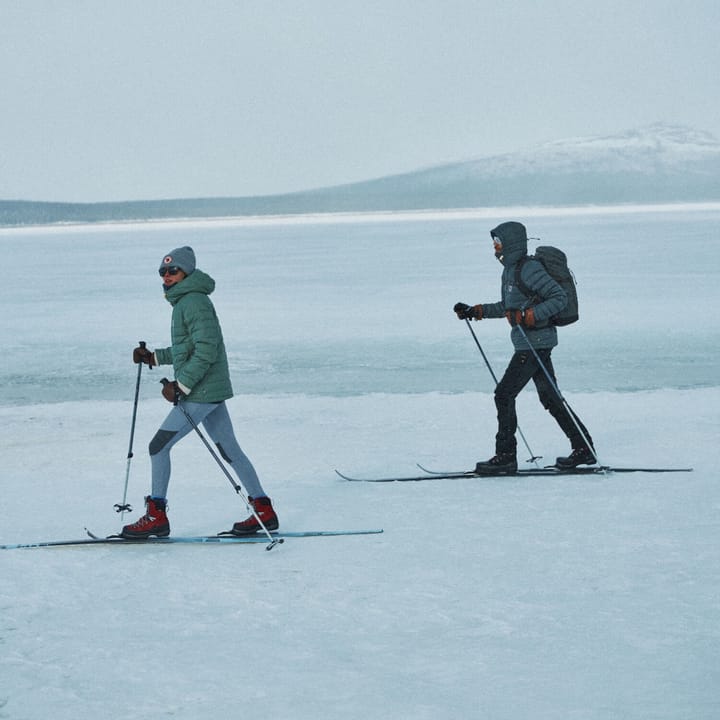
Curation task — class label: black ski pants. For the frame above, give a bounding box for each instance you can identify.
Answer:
[494,348,592,457]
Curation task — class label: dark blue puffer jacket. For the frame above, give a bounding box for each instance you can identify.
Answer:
[480,221,567,351]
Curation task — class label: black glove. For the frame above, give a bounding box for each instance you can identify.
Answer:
[161,379,182,405]
[133,344,155,366]
[453,302,482,320]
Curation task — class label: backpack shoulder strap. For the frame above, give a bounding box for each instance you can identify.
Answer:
[514,256,535,299]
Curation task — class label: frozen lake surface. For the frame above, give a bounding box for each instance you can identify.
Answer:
[2,204,718,404]
[1,205,718,719]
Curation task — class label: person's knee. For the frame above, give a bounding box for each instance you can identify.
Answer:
[494,385,513,407]
[149,430,177,456]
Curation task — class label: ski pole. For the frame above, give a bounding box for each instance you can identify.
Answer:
[464,319,541,466]
[115,340,147,517]
[160,378,281,550]
[514,324,601,466]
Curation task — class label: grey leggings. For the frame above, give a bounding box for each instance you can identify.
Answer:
[149,401,265,500]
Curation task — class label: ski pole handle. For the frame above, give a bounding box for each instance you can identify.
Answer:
[139,340,151,370]
[160,377,181,406]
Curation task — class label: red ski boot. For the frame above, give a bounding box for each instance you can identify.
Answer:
[231,497,279,536]
[121,497,170,539]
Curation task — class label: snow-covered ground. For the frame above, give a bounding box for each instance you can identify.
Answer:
[1,207,718,719]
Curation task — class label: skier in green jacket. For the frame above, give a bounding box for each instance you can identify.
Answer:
[121,246,278,539]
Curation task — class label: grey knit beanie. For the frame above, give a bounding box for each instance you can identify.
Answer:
[159,246,196,275]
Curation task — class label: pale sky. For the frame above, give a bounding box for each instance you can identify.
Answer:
[1,0,719,202]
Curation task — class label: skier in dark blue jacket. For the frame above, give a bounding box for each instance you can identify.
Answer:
[454,221,595,475]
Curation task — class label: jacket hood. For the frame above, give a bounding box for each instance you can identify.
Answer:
[164,268,215,305]
[491,221,528,265]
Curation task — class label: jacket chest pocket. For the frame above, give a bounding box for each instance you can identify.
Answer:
[504,281,529,310]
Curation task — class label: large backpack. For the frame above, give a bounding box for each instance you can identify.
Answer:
[514,246,579,326]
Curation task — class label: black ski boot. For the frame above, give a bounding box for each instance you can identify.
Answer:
[474,453,518,476]
[556,446,597,469]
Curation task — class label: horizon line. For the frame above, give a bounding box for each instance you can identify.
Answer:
[2,201,720,235]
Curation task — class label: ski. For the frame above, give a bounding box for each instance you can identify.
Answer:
[415,463,695,476]
[335,465,693,483]
[1,528,384,551]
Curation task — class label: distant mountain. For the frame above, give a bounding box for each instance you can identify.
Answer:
[2,123,719,226]
[293,123,720,210]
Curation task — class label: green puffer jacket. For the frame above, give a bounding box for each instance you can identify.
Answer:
[153,269,233,403]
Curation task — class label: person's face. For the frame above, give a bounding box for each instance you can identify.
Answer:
[159,266,186,287]
[492,235,504,262]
